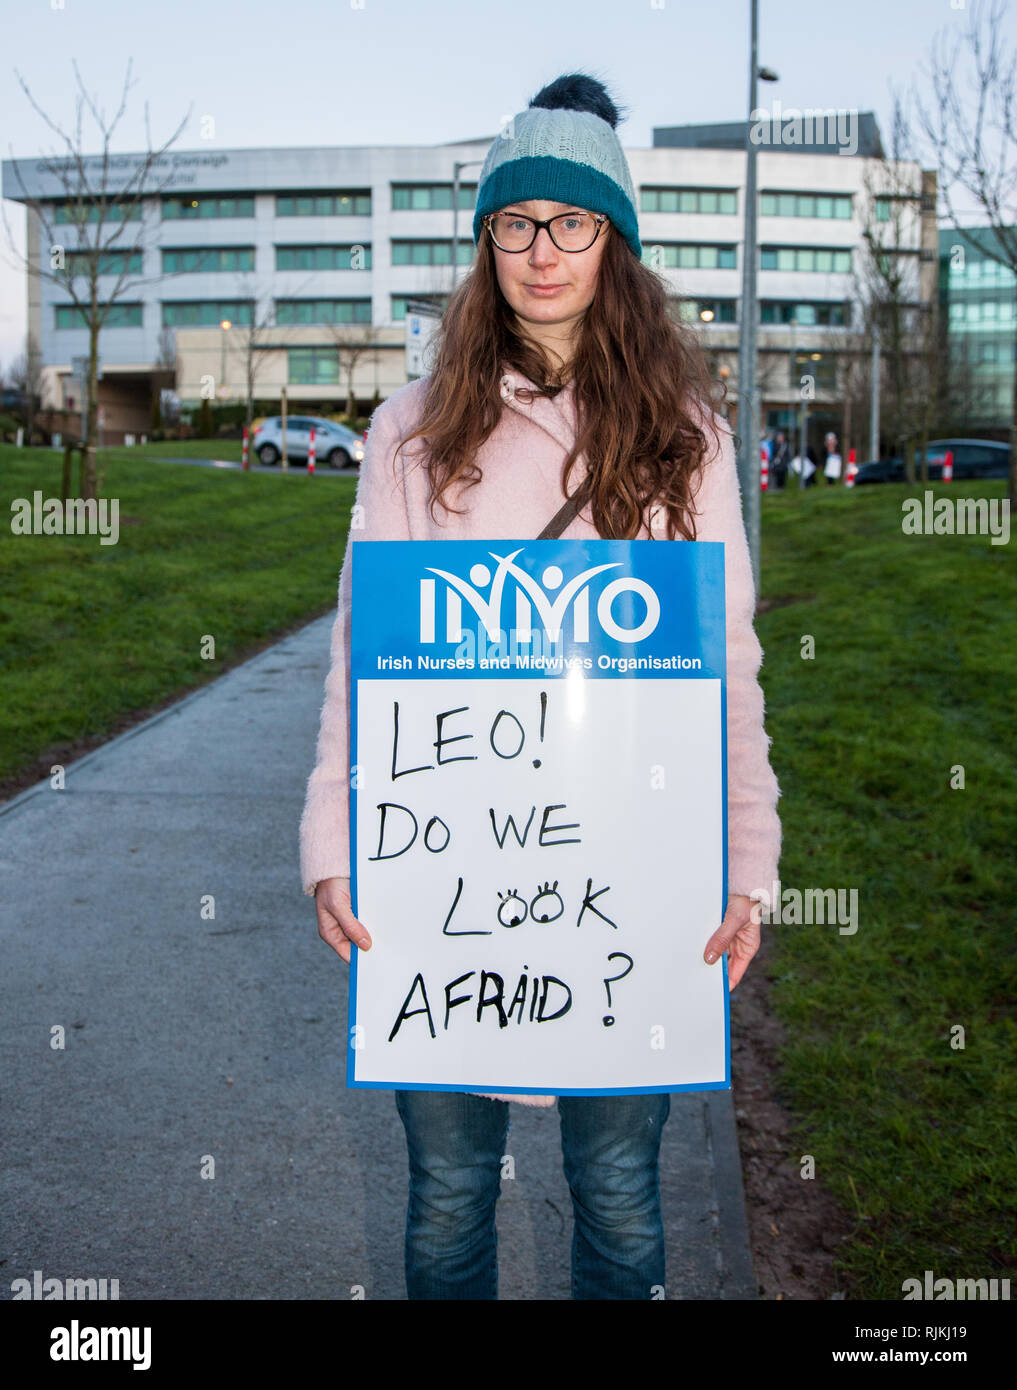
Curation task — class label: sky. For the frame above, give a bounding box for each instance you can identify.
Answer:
[0,0,998,368]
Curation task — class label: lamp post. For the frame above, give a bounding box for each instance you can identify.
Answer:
[451,160,484,293]
[788,312,797,465]
[735,0,779,593]
[219,318,232,400]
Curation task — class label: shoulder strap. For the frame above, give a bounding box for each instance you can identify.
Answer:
[538,477,593,540]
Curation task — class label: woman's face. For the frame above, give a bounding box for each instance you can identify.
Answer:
[489,198,610,347]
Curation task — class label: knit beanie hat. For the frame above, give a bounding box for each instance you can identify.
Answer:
[472,73,642,260]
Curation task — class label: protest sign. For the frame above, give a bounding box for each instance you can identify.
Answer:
[348,538,729,1096]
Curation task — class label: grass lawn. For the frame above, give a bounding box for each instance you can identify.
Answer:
[0,444,355,783]
[756,479,1016,1297]
[1,445,1013,1296]
[102,439,247,462]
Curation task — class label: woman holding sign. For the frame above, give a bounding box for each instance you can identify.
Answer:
[300,73,781,1300]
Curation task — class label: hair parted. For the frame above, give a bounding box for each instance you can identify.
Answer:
[391,73,728,542]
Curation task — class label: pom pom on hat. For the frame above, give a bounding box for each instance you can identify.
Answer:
[472,72,642,259]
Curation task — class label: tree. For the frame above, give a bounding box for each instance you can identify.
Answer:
[914,0,1017,506]
[1,58,191,499]
[857,96,934,483]
[7,333,44,442]
[321,319,385,420]
[223,275,287,442]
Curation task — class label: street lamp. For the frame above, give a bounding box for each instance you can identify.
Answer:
[219,318,232,400]
[699,307,715,322]
[451,159,484,292]
[736,0,779,593]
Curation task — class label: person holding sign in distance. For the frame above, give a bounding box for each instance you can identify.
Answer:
[300,73,782,1300]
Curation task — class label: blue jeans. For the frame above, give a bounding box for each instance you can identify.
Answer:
[394,1089,671,1300]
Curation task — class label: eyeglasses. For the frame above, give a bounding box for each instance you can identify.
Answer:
[483,210,608,253]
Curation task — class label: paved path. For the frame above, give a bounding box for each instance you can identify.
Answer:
[0,617,756,1300]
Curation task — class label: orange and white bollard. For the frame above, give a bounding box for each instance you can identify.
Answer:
[760,447,769,492]
[942,449,953,483]
[308,427,316,475]
[241,426,249,471]
[845,448,858,488]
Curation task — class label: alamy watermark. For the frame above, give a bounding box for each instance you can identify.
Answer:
[750,880,859,935]
[902,492,1010,545]
[10,491,119,545]
[749,100,858,155]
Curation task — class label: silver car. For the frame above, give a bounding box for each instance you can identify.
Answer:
[253,415,365,468]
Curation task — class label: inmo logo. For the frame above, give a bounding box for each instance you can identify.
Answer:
[419,549,661,644]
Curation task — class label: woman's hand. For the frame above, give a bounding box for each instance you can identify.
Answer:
[703,893,759,990]
[314,877,372,963]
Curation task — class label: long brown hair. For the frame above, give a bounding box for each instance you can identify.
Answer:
[393,223,727,540]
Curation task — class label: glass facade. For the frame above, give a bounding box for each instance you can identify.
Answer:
[392,184,476,210]
[56,302,143,328]
[288,347,340,384]
[760,191,852,219]
[641,188,738,215]
[391,240,473,266]
[677,298,737,323]
[163,195,255,219]
[276,299,371,324]
[53,201,142,224]
[162,247,255,273]
[761,300,850,326]
[761,246,852,273]
[276,191,371,216]
[275,244,372,271]
[64,250,144,276]
[644,243,737,269]
[939,227,1017,426]
[161,300,253,326]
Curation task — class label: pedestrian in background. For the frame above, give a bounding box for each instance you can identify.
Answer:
[823,431,842,486]
[771,429,790,490]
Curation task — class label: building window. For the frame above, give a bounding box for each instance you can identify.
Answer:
[276,191,371,217]
[644,243,738,270]
[162,195,255,219]
[64,250,144,276]
[55,302,143,329]
[276,299,371,324]
[53,201,143,224]
[392,184,477,211]
[761,245,852,273]
[161,301,253,327]
[391,294,446,321]
[162,247,255,273]
[275,244,371,271]
[760,191,853,219]
[874,195,918,222]
[641,187,738,215]
[760,300,850,326]
[676,298,737,324]
[791,351,837,390]
[391,240,473,266]
[288,348,340,385]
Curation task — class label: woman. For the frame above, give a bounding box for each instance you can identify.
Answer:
[299,73,781,1300]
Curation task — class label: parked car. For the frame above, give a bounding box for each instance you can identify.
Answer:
[854,439,1010,484]
[252,416,365,468]
[855,456,928,484]
[923,438,1010,480]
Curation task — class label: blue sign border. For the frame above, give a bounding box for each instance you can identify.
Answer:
[346,538,730,1096]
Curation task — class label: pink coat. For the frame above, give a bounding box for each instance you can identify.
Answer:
[299,364,782,1107]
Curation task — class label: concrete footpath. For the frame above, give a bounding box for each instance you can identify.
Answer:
[0,616,756,1300]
